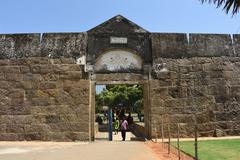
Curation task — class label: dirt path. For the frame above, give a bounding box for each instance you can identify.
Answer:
[146,142,193,160]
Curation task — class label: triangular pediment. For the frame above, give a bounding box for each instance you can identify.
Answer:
[88,15,149,34]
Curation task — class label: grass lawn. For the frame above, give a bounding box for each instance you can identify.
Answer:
[172,139,240,160]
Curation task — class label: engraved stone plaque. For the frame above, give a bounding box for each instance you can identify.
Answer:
[110,37,128,44]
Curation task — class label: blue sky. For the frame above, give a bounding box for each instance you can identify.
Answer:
[0,0,240,34]
[96,85,106,94]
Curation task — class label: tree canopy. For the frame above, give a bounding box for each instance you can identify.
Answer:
[95,85,143,114]
[201,0,240,15]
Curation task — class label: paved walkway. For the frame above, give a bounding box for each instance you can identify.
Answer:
[0,141,160,160]
[95,130,136,141]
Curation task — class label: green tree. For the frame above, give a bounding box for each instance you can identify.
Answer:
[201,0,240,15]
[96,88,115,112]
[134,99,144,115]
[95,85,143,113]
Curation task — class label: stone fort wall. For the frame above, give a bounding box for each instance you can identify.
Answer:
[151,33,240,137]
[0,33,91,141]
[0,32,239,140]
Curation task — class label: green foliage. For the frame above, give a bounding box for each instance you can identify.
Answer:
[134,99,144,114]
[95,85,143,113]
[172,139,240,160]
[201,0,240,15]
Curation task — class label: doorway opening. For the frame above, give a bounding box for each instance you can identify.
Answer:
[94,84,146,141]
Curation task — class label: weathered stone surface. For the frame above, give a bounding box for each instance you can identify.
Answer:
[188,34,234,57]
[151,33,188,58]
[88,15,148,34]
[150,57,240,137]
[0,57,90,141]
[0,34,41,59]
[94,50,143,73]
[233,34,240,57]
[41,33,87,58]
[95,73,144,81]
[87,15,151,65]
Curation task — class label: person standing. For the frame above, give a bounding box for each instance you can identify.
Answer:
[114,118,120,135]
[127,112,133,131]
[120,116,128,141]
[127,112,133,125]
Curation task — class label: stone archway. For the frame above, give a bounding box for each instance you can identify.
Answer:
[90,49,151,141]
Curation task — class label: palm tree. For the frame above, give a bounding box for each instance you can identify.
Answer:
[201,0,240,15]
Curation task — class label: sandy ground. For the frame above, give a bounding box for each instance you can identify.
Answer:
[0,132,155,160]
[0,141,159,160]
[0,136,239,160]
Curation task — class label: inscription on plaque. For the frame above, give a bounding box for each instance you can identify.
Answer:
[110,37,128,44]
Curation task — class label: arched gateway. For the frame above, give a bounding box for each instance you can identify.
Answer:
[0,15,240,141]
[87,16,152,140]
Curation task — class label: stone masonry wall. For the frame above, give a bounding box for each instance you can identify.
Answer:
[1,27,240,141]
[0,32,90,141]
[0,33,87,59]
[0,57,90,141]
[150,33,240,137]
